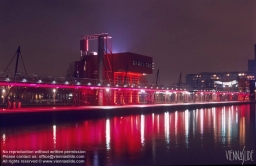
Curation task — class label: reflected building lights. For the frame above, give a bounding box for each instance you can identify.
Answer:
[239,117,245,146]
[193,110,195,137]
[195,109,198,129]
[0,105,251,164]
[221,108,226,144]
[164,112,170,144]
[152,112,156,161]
[93,152,99,166]
[185,110,189,148]
[227,108,231,147]
[236,110,238,124]
[208,109,211,128]
[157,114,159,134]
[141,115,145,146]
[106,119,111,150]
[200,109,204,136]
[2,134,6,147]
[175,111,178,146]
[212,108,217,145]
[53,125,56,149]
[152,113,154,128]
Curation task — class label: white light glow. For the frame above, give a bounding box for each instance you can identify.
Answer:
[214,80,237,87]
[106,119,110,150]
[92,52,98,55]
[222,108,226,144]
[2,134,6,147]
[185,110,189,148]
[141,115,145,146]
[164,112,170,144]
[200,109,204,135]
[53,125,56,149]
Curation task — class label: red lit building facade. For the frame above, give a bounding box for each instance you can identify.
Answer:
[74,36,153,105]
[74,52,153,85]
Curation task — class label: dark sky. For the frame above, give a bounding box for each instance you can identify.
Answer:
[1,0,256,84]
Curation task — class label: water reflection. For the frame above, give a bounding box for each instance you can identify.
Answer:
[2,134,5,147]
[53,125,56,149]
[0,104,255,165]
[140,114,144,146]
[185,110,189,148]
[164,112,170,144]
[106,119,110,150]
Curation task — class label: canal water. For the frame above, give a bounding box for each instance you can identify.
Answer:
[1,104,256,165]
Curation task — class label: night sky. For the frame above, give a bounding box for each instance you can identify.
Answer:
[1,0,256,84]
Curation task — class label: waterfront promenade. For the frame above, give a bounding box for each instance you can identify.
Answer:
[0,101,255,126]
[0,101,254,114]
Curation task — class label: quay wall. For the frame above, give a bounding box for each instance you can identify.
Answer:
[1,101,255,126]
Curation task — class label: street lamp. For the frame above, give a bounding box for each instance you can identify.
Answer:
[53,89,56,104]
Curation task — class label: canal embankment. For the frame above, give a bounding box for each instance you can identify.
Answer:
[0,101,256,126]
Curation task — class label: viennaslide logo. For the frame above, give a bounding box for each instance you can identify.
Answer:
[225,146,254,165]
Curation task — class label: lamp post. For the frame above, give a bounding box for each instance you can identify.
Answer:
[53,89,56,104]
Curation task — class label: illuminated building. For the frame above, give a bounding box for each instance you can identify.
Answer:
[73,33,153,105]
[186,72,254,92]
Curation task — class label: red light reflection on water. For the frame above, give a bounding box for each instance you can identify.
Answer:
[1,105,252,164]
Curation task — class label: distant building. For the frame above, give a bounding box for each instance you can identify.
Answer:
[186,72,254,92]
[248,44,256,78]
